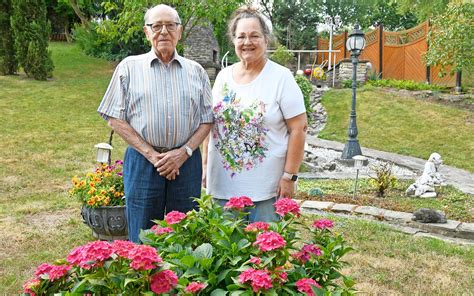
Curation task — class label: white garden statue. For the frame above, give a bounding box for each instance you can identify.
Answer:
[406,152,446,198]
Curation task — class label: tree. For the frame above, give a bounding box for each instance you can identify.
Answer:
[11,0,54,80]
[366,0,418,30]
[396,0,450,21]
[74,0,245,61]
[271,0,321,50]
[424,1,473,77]
[0,0,17,74]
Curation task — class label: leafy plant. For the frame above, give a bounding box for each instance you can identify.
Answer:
[270,44,294,67]
[23,195,356,294]
[69,160,125,208]
[368,162,397,197]
[294,75,314,121]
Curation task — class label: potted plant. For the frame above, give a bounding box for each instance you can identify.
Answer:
[69,160,127,240]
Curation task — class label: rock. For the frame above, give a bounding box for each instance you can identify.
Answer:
[412,208,447,223]
[420,192,437,198]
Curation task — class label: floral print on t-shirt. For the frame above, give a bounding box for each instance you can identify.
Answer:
[212,83,268,177]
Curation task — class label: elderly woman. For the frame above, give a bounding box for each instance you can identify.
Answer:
[203,6,307,222]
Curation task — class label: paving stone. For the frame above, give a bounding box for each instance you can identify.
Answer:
[456,223,474,240]
[411,220,461,237]
[383,210,414,222]
[354,206,385,217]
[331,203,357,213]
[301,201,334,211]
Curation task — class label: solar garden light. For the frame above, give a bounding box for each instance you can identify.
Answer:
[352,155,367,199]
[95,131,115,165]
[341,23,366,160]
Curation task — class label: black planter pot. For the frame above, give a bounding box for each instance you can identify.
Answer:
[81,206,128,241]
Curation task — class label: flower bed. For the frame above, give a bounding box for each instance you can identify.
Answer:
[23,195,355,295]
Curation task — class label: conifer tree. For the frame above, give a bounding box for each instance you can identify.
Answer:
[0,0,17,75]
[11,0,54,80]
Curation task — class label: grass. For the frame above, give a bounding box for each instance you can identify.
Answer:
[1,42,473,294]
[318,86,474,172]
[311,214,474,295]
[0,42,127,292]
[297,179,474,222]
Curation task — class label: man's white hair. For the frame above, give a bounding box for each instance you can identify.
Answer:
[144,4,181,24]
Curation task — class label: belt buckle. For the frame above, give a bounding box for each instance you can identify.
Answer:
[154,147,171,153]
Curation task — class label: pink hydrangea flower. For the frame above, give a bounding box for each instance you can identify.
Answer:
[150,270,178,294]
[151,225,174,235]
[128,245,162,270]
[249,257,261,265]
[35,263,54,277]
[296,278,322,296]
[48,265,71,281]
[312,219,334,230]
[224,196,254,210]
[274,198,300,217]
[254,231,286,252]
[67,241,114,269]
[165,211,187,224]
[23,278,40,295]
[244,222,269,232]
[185,282,206,293]
[273,266,288,283]
[302,244,322,256]
[293,244,322,263]
[112,240,137,258]
[239,268,273,292]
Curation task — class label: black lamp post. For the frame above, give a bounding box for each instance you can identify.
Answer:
[341,23,366,160]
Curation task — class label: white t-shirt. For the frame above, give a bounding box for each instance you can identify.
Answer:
[206,60,306,201]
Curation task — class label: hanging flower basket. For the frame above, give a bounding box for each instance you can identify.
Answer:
[70,160,128,240]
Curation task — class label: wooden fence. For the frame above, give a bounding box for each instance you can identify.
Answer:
[316,21,456,87]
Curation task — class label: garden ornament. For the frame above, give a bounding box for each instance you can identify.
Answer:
[406,152,446,198]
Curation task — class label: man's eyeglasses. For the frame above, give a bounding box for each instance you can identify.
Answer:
[146,22,180,33]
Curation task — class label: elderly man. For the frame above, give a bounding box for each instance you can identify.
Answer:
[98,4,213,243]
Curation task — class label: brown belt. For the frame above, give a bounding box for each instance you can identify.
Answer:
[153,146,173,153]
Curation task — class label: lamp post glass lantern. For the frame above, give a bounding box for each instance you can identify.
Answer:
[341,23,365,160]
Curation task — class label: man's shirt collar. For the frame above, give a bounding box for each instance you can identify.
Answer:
[146,50,184,68]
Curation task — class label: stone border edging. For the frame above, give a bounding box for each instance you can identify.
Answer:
[297,200,474,241]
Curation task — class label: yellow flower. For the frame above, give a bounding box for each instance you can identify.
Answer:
[88,188,96,195]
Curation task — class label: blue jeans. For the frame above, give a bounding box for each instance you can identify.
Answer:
[215,197,279,223]
[124,147,201,243]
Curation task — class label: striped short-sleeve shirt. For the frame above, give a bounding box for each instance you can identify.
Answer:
[97,50,213,148]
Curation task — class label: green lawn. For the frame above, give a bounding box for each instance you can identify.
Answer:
[1,43,473,294]
[319,87,474,172]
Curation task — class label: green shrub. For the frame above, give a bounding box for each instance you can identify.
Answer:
[308,187,324,197]
[11,0,54,80]
[368,162,397,197]
[25,40,54,80]
[270,44,294,67]
[367,79,443,91]
[295,75,313,121]
[342,79,352,88]
[0,0,17,75]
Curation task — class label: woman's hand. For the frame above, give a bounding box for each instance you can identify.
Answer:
[277,178,296,199]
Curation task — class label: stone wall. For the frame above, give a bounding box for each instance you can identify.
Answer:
[183,24,220,80]
[336,59,368,84]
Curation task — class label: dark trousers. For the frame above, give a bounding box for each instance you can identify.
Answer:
[123,146,201,243]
